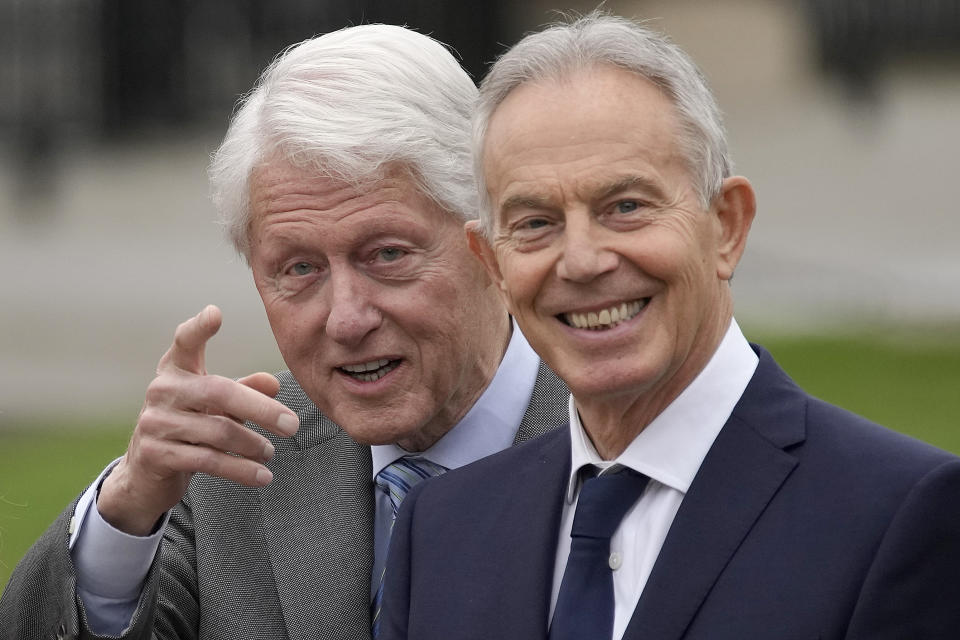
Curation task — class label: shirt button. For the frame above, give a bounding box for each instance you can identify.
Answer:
[608,551,622,570]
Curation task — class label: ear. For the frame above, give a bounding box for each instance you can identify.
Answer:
[712,176,756,281]
[465,220,508,296]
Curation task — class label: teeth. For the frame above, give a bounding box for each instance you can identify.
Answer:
[340,359,398,382]
[563,299,646,331]
[341,358,390,373]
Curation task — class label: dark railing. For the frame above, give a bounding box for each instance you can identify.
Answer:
[806,0,960,96]
[1,0,507,139]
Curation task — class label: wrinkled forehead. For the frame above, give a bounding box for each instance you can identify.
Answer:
[253,147,391,193]
[246,157,463,246]
[252,155,424,208]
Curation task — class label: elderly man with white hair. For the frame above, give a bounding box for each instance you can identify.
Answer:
[1,24,567,640]
[379,13,960,640]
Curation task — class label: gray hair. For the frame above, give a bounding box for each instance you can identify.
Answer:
[474,13,732,235]
[209,24,479,260]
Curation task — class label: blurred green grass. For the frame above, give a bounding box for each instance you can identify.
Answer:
[748,329,960,454]
[2,330,959,594]
[1,422,132,595]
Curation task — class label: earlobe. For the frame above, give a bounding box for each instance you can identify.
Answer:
[465,221,508,294]
[713,176,756,281]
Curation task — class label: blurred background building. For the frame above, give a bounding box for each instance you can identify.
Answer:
[1,0,959,425]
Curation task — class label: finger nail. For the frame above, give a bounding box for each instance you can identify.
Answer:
[256,467,273,485]
[263,441,276,461]
[277,413,300,436]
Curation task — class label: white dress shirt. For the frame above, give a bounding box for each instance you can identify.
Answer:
[69,321,541,636]
[550,319,758,640]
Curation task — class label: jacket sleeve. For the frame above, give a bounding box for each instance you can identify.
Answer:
[845,458,960,639]
[0,493,199,640]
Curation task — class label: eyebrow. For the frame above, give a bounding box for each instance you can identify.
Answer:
[592,175,665,202]
[499,194,551,213]
[498,175,666,217]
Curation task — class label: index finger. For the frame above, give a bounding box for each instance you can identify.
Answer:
[159,305,222,374]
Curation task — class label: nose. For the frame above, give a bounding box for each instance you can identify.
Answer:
[325,270,383,347]
[556,218,619,283]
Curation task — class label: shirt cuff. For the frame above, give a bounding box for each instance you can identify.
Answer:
[70,459,171,600]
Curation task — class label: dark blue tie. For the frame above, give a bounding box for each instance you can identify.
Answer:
[549,468,650,640]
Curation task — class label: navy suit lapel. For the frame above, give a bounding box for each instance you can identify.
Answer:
[473,428,572,640]
[623,346,806,640]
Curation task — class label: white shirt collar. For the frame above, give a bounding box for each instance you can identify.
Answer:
[371,320,541,477]
[565,318,758,501]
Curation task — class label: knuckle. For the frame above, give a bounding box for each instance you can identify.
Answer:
[144,374,179,405]
[136,437,165,466]
[137,405,163,430]
[156,344,177,372]
[194,374,222,402]
[174,317,193,341]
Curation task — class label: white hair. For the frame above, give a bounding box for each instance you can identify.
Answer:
[209,24,479,260]
[474,13,732,235]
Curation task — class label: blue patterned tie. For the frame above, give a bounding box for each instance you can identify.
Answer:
[371,456,448,637]
[549,468,649,640]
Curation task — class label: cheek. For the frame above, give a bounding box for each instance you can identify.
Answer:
[631,228,703,282]
[264,309,299,358]
[256,288,286,336]
[499,257,545,308]
[262,297,325,360]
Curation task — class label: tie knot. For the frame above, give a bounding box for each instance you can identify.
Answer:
[375,456,448,517]
[570,468,649,539]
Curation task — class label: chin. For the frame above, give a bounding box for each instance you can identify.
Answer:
[563,364,664,402]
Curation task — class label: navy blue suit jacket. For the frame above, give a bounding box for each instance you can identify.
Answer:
[380,345,960,639]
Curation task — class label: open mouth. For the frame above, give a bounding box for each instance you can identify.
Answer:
[559,299,649,330]
[338,358,401,382]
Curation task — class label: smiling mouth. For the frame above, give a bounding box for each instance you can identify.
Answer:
[338,358,401,382]
[560,299,649,330]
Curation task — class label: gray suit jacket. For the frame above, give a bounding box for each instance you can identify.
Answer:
[1,364,568,640]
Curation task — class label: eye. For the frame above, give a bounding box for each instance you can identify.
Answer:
[523,218,549,229]
[614,200,640,214]
[509,216,552,233]
[377,247,406,262]
[288,261,316,276]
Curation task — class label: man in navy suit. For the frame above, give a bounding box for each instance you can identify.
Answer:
[379,13,960,640]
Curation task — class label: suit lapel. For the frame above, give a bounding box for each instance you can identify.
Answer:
[623,346,806,640]
[487,428,572,639]
[488,357,567,636]
[259,376,375,640]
